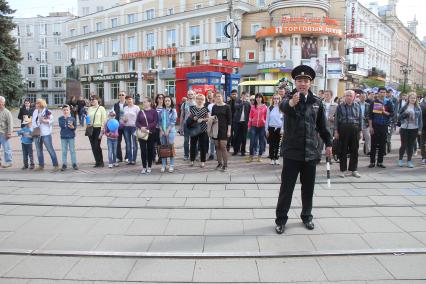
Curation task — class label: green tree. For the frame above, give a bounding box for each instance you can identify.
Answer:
[360,78,385,88]
[0,0,23,106]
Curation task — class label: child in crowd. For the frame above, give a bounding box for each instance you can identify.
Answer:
[103,110,120,168]
[16,116,34,169]
[58,105,78,171]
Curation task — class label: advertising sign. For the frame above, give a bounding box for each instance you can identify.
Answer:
[275,38,291,61]
[302,37,318,59]
[327,57,343,79]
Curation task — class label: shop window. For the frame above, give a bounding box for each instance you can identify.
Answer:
[111,83,119,100]
[146,81,155,98]
[127,82,137,97]
[82,84,90,99]
[165,80,175,98]
[96,83,104,102]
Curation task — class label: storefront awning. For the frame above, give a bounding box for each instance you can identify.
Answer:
[239,80,279,86]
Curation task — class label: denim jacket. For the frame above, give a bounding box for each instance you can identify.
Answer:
[399,104,423,130]
[158,108,177,133]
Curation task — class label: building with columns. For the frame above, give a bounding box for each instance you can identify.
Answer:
[239,0,344,97]
[63,0,264,105]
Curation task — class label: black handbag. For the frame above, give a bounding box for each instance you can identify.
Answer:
[85,107,99,136]
[188,122,203,137]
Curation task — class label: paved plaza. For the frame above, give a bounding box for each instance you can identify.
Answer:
[0,110,425,283]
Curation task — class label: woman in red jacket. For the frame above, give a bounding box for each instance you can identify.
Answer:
[247,93,268,162]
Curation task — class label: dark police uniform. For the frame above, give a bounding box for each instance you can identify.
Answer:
[275,65,332,234]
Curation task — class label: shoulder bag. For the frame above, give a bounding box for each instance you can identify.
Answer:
[136,110,150,141]
[85,107,100,137]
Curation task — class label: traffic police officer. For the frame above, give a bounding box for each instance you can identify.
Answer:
[275,65,332,234]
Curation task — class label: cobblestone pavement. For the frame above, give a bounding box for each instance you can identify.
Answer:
[0,109,425,283]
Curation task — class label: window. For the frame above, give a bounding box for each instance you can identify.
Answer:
[27,81,35,88]
[165,80,175,98]
[83,84,90,99]
[82,25,89,34]
[167,8,174,15]
[146,9,155,20]
[111,39,119,55]
[216,21,226,43]
[96,42,103,58]
[97,63,103,74]
[27,66,34,75]
[167,55,176,68]
[54,80,63,88]
[191,52,200,65]
[111,18,118,28]
[96,22,103,32]
[54,37,61,46]
[83,45,89,60]
[146,81,155,98]
[251,24,261,35]
[40,51,48,62]
[83,64,89,75]
[39,37,47,49]
[96,6,103,12]
[39,24,47,35]
[147,57,154,70]
[246,50,256,62]
[82,7,89,16]
[26,24,33,36]
[127,82,137,97]
[54,93,65,105]
[70,48,77,59]
[112,61,119,73]
[127,36,137,52]
[70,29,76,36]
[127,14,136,24]
[53,23,60,35]
[146,33,155,50]
[96,83,104,101]
[190,26,200,45]
[167,29,176,48]
[27,52,34,60]
[54,51,62,60]
[257,0,265,7]
[54,66,62,75]
[41,94,49,104]
[41,80,48,88]
[128,59,135,71]
[217,49,227,60]
[111,83,119,100]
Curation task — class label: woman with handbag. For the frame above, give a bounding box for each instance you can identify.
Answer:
[158,96,177,173]
[86,95,107,167]
[211,92,232,171]
[398,92,422,168]
[189,94,209,168]
[136,97,158,174]
[31,98,59,171]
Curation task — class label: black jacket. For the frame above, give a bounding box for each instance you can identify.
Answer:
[281,89,332,162]
[113,101,127,122]
[420,100,426,131]
[233,99,251,124]
[18,106,34,122]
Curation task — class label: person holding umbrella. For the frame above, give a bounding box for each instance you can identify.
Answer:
[274,65,332,234]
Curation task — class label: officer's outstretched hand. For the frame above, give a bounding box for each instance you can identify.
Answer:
[325,146,332,157]
[289,93,300,107]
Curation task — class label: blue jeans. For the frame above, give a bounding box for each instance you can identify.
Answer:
[35,135,58,167]
[209,137,216,158]
[161,131,175,168]
[0,133,12,164]
[183,123,190,159]
[107,138,118,165]
[250,127,266,156]
[22,143,34,167]
[123,126,137,162]
[78,109,85,126]
[61,138,77,166]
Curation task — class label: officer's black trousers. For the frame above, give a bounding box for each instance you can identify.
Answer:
[275,158,316,226]
[338,123,360,172]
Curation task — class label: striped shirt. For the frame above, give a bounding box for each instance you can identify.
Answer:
[190,105,208,132]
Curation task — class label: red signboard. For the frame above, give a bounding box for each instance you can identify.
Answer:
[190,85,215,95]
[352,47,365,53]
[281,16,339,26]
[209,59,244,68]
[122,48,178,59]
[346,33,363,39]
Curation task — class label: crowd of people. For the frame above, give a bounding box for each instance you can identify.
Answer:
[0,83,425,175]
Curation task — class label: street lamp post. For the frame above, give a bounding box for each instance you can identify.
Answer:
[400,64,412,93]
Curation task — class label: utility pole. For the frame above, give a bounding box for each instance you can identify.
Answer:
[228,0,234,61]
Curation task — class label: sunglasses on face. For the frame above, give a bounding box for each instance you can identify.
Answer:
[119,94,125,97]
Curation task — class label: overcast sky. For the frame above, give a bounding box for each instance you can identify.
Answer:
[7,0,426,40]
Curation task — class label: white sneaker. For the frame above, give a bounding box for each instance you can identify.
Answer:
[270,159,275,165]
[275,160,280,165]
[352,171,361,178]
[169,166,174,173]
[141,168,147,174]
[339,171,346,178]
[160,167,165,173]
[147,168,152,174]
[114,163,119,167]
[108,164,113,168]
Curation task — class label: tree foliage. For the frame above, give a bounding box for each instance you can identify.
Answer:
[0,0,23,106]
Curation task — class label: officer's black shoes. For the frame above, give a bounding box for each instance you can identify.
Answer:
[368,163,375,168]
[275,225,285,234]
[303,221,315,230]
[377,163,386,168]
